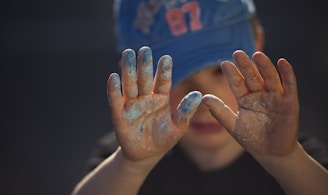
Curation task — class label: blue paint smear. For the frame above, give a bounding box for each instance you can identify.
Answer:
[124,103,142,123]
[125,49,136,69]
[112,73,121,89]
[180,92,202,114]
[141,47,152,63]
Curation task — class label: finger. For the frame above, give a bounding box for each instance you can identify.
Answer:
[277,58,298,98]
[252,51,282,93]
[153,55,172,95]
[202,94,237,134]
[173,91,202,129]
[137,46,154,96]
[121,49,138,99]
[221,61,249,98]
[233,50,264,91]
[107,73,124,122]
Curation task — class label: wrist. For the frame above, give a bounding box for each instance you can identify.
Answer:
[114,147,163,174]
[252,142,302,173]
[252,142,328,195]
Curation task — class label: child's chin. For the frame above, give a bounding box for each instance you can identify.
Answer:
[182,130,233,150]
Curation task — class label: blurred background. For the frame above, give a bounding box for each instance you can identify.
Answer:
[1,0,328,194]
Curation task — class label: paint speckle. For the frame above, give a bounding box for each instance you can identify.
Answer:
[260,99,271,108]
[153,115,173,145]
[252,101,259,107]
[139,126,144,133]
[159,116,172,132]
[123,103,142,123]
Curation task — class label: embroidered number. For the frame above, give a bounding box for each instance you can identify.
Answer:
[181,2,202,31]
[165,8,188,36]
[165,2,203,36]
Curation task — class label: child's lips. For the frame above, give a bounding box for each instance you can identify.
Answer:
[190,122,223,132]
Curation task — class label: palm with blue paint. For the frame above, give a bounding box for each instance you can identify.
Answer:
[107,46,202,161]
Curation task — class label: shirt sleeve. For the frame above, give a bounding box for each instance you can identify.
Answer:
[298,130,328,169]
[86,131,119,172]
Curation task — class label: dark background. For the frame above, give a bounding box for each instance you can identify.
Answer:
[2,0,328,194]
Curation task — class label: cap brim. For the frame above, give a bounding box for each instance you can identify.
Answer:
[150,19,256,87]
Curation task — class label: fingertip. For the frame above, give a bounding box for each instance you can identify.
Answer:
[122,48,136,61]
[122,49,136,68]
[252,51,267,61]
[233,50,246,56]
[157,55,172,80]
[220,60,230,66]
[159,55,172,68]
[107,73,123,111]
[138,46,153,62]
[220,60,234,70]
[277,58,294,75]
[202,94,226,111]
[190,91,203,102]
[202,94,220,104]
[232,50,253,68]
[161,54,172,60]
[178,91,202,114]
[122,48,135,55]
[277,58,290,66]
[139,45,151,52]
[108,73,121,87]
[107,73,122,98]
[252,50,264,56]
[174,91,202,126]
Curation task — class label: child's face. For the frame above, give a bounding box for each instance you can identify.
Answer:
[170,65,239,149]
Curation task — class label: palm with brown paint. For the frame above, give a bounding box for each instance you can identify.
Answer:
[203,51,299,158]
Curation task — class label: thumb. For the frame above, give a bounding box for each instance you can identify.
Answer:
[202,94,237,133]
[173,91,202,129]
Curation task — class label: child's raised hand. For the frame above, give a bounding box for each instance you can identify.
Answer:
[107,46,202,161]
[203,51,299,158]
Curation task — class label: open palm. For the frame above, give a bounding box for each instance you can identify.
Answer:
[107,47,202,161]
[203,51,299,157]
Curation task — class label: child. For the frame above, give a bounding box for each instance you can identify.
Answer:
[72,0,328,194]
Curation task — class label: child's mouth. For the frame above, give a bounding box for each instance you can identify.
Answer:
[190,122,223,133]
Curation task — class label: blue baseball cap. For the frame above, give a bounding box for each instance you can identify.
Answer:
[114,0,257,87]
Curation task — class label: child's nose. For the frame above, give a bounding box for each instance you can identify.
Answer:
[188,77,213,95]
